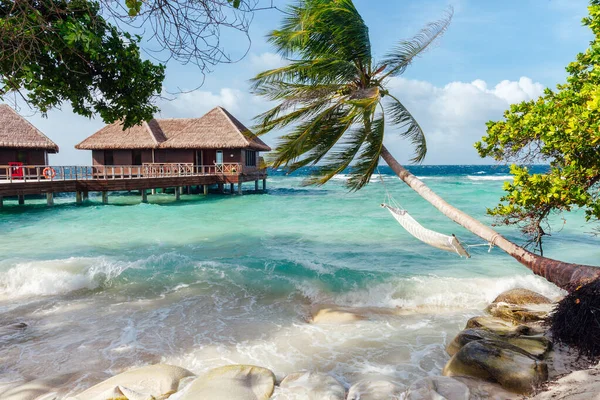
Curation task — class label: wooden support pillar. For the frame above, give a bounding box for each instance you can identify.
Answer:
[175,188,181,201]
[0,196,3,208]
[102,191,108,204]
[237,182,243,195]
[255,180,259,191]
[46,192,54,207]
[186,186,191,195]
[75,191,83,204]
[141,189,148,203]
[83,191,89,200]
[262,179,267,191]
[229,183,234,194]
[151,189,156,195]
[18,195,25,205]
[203,185,209,195]
[218,183,224,193]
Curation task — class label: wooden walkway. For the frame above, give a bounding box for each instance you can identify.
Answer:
[0,163,267,206]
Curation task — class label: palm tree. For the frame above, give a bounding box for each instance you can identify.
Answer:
[251,0,600,291]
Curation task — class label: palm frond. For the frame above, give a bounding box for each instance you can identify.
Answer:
[253,99,333,136]
[252,81,345,103]
[267,0,372,65]
[346,112,385,191]
[251,59,359,90]
[386,94,427,163]
[381,7,453,79]
[303,109,374,186]
[268,102,355,169]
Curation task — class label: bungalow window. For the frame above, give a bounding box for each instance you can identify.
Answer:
[104,151,114,166]
[245,150,256,167]
[132,150,143,166]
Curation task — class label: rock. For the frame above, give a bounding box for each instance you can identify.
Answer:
[405,376,469,400]
[506,335,552,359]
[311,307,366,324]
[446,328,551,359]
[492,288,551,305]
[347,379,404,400]
[278,371,345,400]
[443,339,548,395]
[485,302,554,324]
[179,365,275,400]
[68,364,194,400]
[452,376,520,400]
[0,374,77,400]
[465,316,542,336]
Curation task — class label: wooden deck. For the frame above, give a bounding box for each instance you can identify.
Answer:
[0,163,267,200]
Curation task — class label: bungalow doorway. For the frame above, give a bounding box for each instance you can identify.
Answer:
[216,151,223,165]
[195,150,203,166]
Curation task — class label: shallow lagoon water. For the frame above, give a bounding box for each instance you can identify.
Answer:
[0,166,594,396]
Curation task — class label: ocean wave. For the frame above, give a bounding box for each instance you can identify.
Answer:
[466,175,513,181]
[297,274,564,311]
[330,174,351,181]
[0,257,130,299]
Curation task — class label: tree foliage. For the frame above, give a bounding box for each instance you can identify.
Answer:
[251,0,452,190]
[476,2,600,250]
[1,0,165,127]
[1,0,278,126]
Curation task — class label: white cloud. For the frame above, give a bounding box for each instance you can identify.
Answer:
[384,76,545,164]
[158,88,248,117]
[248,52,288,71]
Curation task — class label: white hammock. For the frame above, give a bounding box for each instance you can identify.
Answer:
[382,203,471,258]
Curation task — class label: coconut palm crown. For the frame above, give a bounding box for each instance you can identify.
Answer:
[251,0,452,190]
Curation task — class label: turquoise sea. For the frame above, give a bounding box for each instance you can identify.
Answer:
[0,166,596,395]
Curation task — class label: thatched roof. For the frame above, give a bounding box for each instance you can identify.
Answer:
[76,107,271,151]
[0,104,59,153]
[75,120,164,150]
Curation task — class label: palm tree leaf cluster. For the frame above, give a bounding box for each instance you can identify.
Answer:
[251,0,452,190]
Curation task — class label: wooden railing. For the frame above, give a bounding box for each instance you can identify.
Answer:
[0,163,244,182]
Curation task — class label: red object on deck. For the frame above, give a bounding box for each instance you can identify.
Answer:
[8,162,23,179]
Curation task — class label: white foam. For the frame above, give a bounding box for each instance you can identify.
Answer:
[331,174,351,181]
[0,257,129,299]
[466,175,513,181]
[307,274,564,311]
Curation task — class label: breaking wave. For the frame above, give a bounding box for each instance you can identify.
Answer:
[0,257,130,298]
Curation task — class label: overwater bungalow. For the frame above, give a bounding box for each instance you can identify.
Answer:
[0,107,270,206]
[75,107,270,175]
[0,104,59,166]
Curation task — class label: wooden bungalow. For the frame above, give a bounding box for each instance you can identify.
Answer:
[0,104,59,165]
[75,107,271,175]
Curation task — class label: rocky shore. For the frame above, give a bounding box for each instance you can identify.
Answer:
[1,288,598,399]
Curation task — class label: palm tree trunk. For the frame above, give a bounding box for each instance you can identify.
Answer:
[380,145,600,291]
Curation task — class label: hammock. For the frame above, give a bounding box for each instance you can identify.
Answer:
[382,203,471,258]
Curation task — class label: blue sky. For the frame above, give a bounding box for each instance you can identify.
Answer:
[18,0,594,165]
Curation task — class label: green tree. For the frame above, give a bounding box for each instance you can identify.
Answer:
[251,0,600,291]
[477,2,600,253]
[0,0,165,127]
